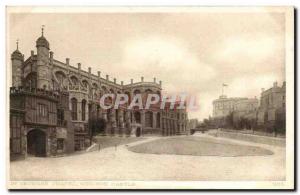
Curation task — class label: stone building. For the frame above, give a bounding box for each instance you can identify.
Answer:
[161,102,188,136]
[9,29,188,160]
[211,82,286,132]
[212,95,259,128]
[187,119,199,131]
[232,98,259,124]
[257,81,286,131]
[212,95,247,118]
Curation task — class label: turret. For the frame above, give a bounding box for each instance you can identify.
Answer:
[36,26,51,90]
[11,39,24,87]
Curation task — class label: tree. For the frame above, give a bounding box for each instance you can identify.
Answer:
[190,129,195,135]
[275,110,286,136]
[225,112,234,129]
[88,117,107,144]
[203,119,209,126]
[237,117,252,130]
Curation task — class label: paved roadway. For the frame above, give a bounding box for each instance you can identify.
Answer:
[10,134,285,181]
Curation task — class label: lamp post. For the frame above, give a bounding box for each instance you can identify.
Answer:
[221,83,228,128]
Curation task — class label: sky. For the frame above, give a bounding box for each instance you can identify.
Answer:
[7,9,286,120]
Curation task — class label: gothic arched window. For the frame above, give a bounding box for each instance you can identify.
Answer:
[82,99,86,121]
[71,98,77,120]
[156,112,161,128]
[145,111,153,127]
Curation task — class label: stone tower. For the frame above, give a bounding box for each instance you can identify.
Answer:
[36,26,51,90]
[11,40,24,87]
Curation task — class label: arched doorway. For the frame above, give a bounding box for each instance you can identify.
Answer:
[27,129,46,157]
[136,127,141,137]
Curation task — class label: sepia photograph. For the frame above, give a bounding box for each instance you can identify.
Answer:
[6,6,294,190]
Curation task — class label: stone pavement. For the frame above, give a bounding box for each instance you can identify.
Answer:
[10,134,285,181]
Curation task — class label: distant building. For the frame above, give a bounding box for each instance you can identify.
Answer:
[232,98,259,124]
[187,118,198,130]
[212,95,248,118]
[257,82,286,131]
[212,95,259,128]
[211,81,286,133]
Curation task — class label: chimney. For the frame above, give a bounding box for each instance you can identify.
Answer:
[88,67,91,74]
[159,80,162,86]
[97,71,101,77]
[131,79,133,84]
[106,74,109,80]
[273,81,278,87]
[153,77,156,83]
[66,58,70,65]
[31,50,34,57]
[49,51,53,59]
[261,88,265,92]
[141,76,144,82]
[78,63,81,70]
[121,81,124,86]
[114,78,116,83]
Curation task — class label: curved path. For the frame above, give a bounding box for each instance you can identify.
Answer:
[10,134,285,181]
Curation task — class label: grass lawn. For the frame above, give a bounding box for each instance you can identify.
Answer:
[128,136,273,157]
[94,136,145,150]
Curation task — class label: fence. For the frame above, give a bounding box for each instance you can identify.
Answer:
[208,129,286,147]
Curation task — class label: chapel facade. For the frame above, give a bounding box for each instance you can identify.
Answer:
[9,29,188,160]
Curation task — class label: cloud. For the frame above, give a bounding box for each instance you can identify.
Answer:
[213,34,284,73]
[188,92,217,119]
[8,12,286,121]
[118,36,217,93]
[220,35,278,60]
[227,74,284,98]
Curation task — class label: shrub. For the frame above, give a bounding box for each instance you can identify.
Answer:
[88,117,107,142]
